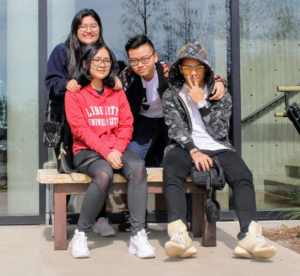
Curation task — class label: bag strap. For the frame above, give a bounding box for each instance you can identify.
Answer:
[45,97,50,118]
[214,158,223,178]
[206,170,213,200]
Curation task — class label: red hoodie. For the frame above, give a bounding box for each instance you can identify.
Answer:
[65,84,134,158]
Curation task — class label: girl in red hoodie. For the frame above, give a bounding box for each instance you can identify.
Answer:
[65,42,155,259]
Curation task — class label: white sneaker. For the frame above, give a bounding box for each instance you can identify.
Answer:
[69,229,90,258]
[128,229,155,259]
[93,217,116,236]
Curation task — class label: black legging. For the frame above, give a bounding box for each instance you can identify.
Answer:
[74,149,148,235]
[51,114,107,218]
[163,147,257,233]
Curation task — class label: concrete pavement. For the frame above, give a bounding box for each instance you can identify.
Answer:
[0,221,299,276]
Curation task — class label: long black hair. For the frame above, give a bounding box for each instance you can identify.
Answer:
[75,42,116,88]
[66,9,106,78]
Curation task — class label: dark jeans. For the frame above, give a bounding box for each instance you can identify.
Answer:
[127,114,169,163]
[163,147,257,232]
[74,149,148,235]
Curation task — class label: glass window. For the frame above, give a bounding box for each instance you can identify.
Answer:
[0,0,39,216]
[240,0,300,211]
[47,0,231,213]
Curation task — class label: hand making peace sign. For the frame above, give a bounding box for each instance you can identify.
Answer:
[186,75,205,104]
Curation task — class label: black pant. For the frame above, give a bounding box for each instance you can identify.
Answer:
[163,147,257,232]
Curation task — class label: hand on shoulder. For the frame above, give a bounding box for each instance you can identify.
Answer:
[66,79,81,93]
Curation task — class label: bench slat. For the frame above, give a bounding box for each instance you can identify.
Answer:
[37,168,193,184]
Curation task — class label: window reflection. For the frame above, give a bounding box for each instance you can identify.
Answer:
[240,0,300,211]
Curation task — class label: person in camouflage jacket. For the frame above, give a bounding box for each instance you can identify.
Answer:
[162,39,277,260]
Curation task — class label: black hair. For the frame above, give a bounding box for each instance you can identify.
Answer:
[125,34,155,55]
[75,42,116,88]
[66,9,106,78]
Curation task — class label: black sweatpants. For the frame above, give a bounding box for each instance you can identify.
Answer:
[163,147,257,233]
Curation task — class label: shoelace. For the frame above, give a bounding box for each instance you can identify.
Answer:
[250,233,267,244]
[99,217,112,225]
[170,230,186,246]
[70,233,87,248]
[140,231,155,250]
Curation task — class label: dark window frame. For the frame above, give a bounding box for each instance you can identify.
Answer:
[0,0,47,225]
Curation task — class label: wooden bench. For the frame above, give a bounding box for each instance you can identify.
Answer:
[37,168,216,250]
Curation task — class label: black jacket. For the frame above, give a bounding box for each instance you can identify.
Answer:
[119,61,171,127]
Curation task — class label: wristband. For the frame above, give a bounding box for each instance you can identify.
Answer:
[190,150,200,156]
[197,100,208,109]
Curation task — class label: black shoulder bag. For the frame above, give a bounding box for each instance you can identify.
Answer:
[43,98,62,148]
[191,156,226,222]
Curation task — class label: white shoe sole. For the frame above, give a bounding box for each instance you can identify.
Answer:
[253,246,277,259]
[93,228,115,236]
[128,244,155,259]
[72,251,90,258]
[179,246,197,258]
[233,246,253,259]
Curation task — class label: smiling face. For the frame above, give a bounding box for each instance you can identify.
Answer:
[128,44,158,82]
[179,58,207,88]
[77,16,100,49]
[87,48,111,83]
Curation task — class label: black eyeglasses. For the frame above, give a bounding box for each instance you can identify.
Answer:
[128,53,155,66]
[92,59,112,67]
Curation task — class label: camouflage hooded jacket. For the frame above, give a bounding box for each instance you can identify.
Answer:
[162,39,234,156]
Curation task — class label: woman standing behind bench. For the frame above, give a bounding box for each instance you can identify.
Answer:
[65,42,155,259]
[45,9,121,237]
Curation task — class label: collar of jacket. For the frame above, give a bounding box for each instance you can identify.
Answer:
[128,61,168,98]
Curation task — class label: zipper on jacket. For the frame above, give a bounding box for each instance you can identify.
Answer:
[173,89,193,132]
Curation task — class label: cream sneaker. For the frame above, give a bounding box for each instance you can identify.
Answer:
[165,220,194,257]
[233,221,277,259]
[179,246,197,258]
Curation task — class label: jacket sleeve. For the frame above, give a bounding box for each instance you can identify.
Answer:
[162,88,197,153]
[118,67,133,92]
[200,91,232,140]
[214,74,227,88]
[44,45,69,97]
[113,90,134,152]
[65,91,112,158]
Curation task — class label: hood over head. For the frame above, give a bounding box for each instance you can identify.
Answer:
[168,39,215,94]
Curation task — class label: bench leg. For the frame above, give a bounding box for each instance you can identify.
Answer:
[201,192,216,247]
[190,193,202,237]
[54,185,67,250]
